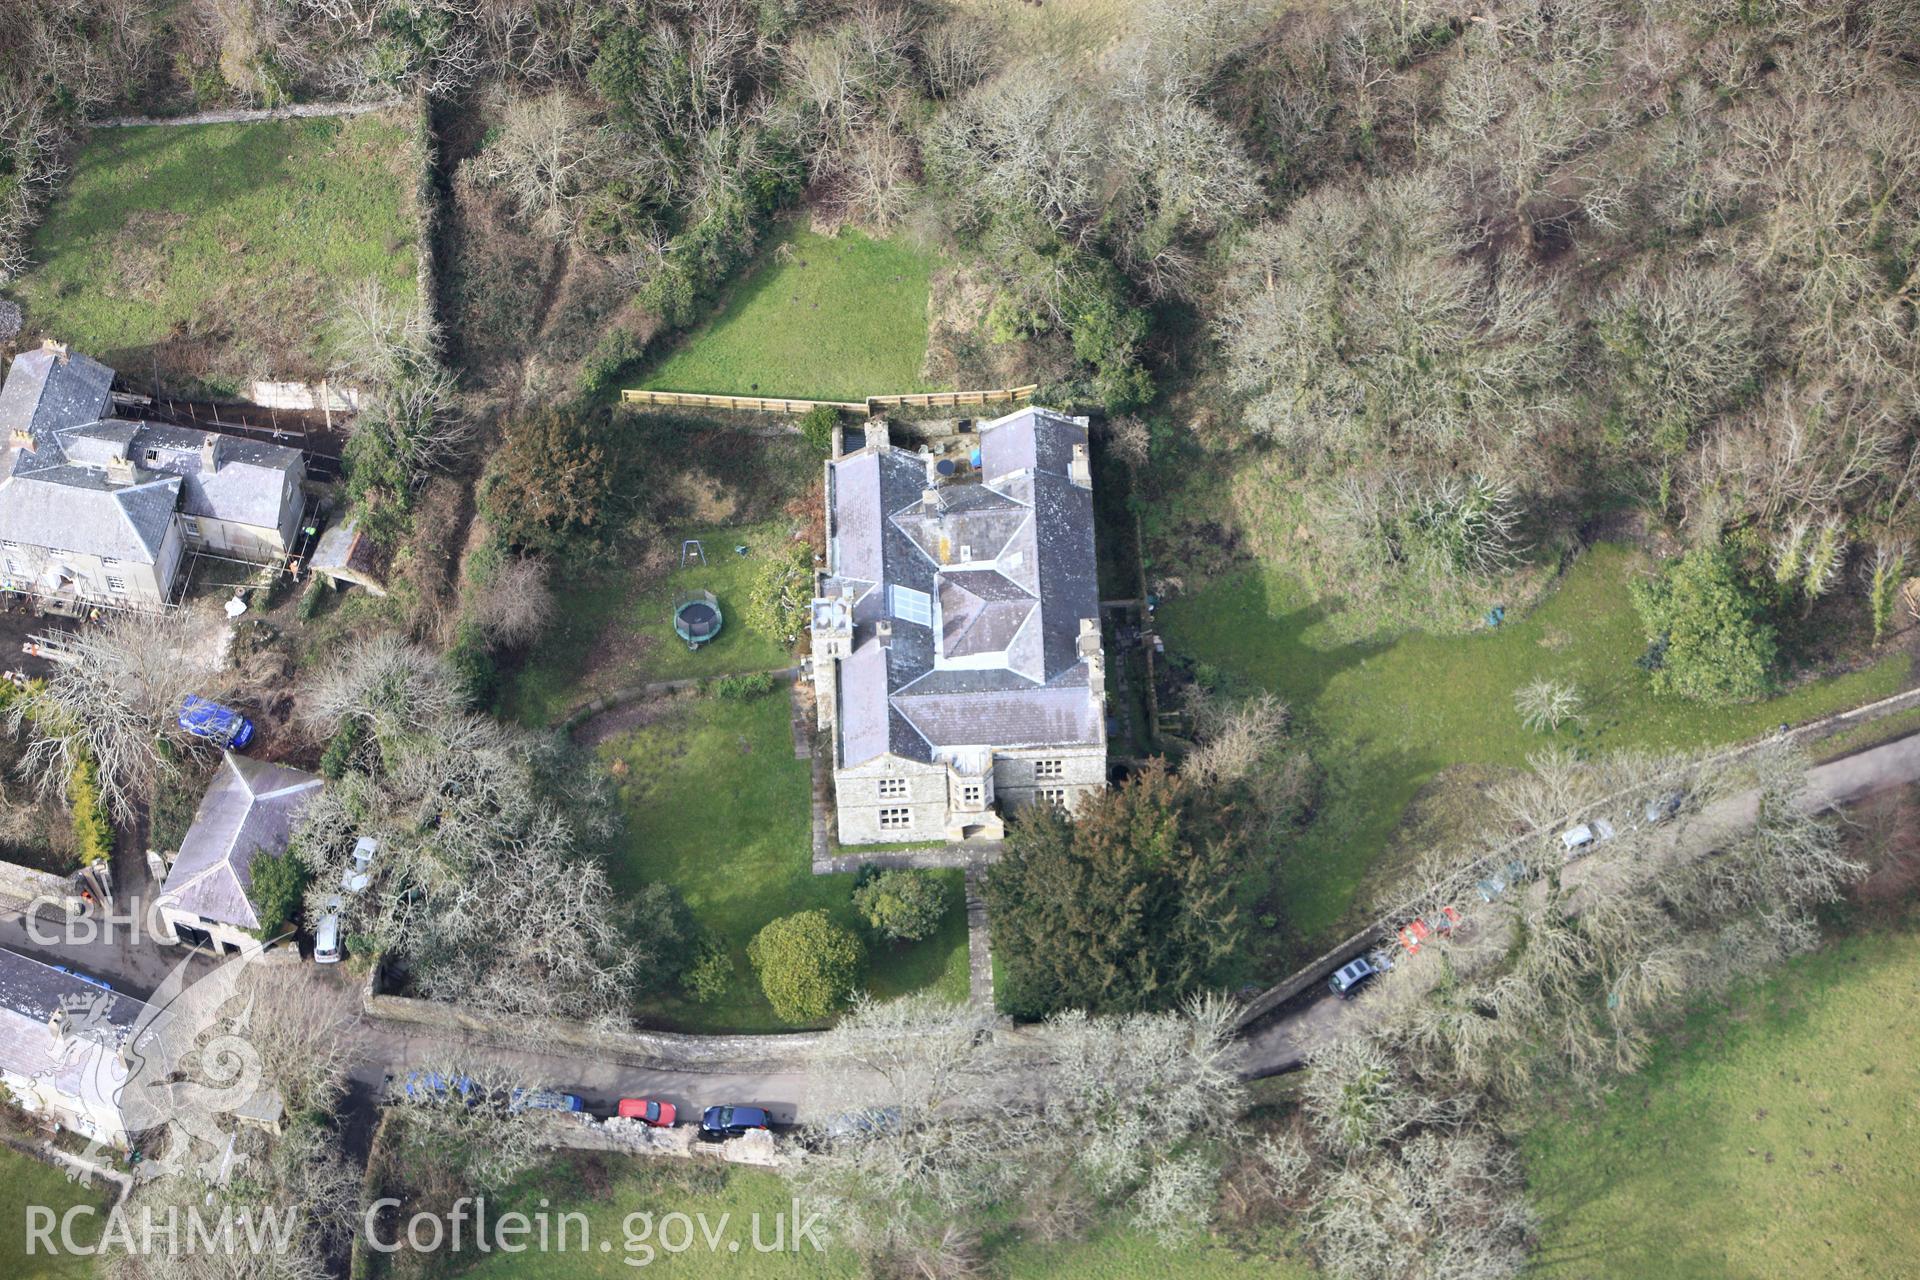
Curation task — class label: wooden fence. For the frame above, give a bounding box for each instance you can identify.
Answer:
[619,384,1039,416]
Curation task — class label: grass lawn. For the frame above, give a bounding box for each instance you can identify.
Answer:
[1156,543,1911,953]
[13,111,418,397]
[1524,923,1920,1279]
[602,693,970,1032]
[0,1145,109,1280]
[638,223,941,402]
[501,523,799,728]
[457,1157,1297,1280]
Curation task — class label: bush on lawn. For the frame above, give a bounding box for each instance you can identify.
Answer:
[1631,543,1778,704]
[744,541,815,648]
[683,940,736,1005]
[712,672,779,701]
[852,868,948,942]
[747,909,864,1023]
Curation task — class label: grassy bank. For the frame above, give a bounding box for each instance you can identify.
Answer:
[14,111,418,397]
[602,693,969,1031]
[1524,923,1920,1278]
[1157,543,1910,951]
[0,1144,109,1280]
[638,223,940,402]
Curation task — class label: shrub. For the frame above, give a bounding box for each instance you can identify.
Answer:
[445,623,499,709]
[852,868,948,942]
[68,757,111,866]
[248,848,310,939]
[1631,544,1778,704]
[478,407,617,555]
[743,541,815,647]
[747,909,864,1023]
[683,940,736,1004]
[712,672,779,701]
[319,717,367,781]
[579,328,645,399]
[298,577,328,620]
[798,405,839,454]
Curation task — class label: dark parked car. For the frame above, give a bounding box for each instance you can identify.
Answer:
[617,1098,677,1127]
[509,1088,585,1114]
[700,1105,772,1139]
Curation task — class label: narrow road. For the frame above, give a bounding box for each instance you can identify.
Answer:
[1236,730,1920,1075]
[14,734,1920,1126]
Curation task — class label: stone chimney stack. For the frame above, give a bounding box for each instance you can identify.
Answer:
[876,619,893,650]
[200,433,220,473]
[867,419,890,451]
[1078,617,1105,703]
[48,1006,71,1046]
[1068,441,1092,488]
[7,427,33,454]
[40,339,69,365]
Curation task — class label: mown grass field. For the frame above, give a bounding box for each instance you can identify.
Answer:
[456,1157,1300,1280]
[13,111,418,397]
[601,693,970,1032]
[638,223,940,402]
[1525,923,1920,1279]
[1157,543,1911,951]
[0,1145,109,1280]
[501,522,798,728]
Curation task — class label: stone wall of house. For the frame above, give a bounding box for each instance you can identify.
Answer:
[0,534,176,608]
[833,757,950,844]
[992,746,1108,817]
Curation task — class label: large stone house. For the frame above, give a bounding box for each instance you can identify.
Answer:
[0,945,152,1149]
[810,407,1108,844]
[0,342,306,612]
[158,753,324,954]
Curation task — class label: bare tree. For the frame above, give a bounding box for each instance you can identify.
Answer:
[10,610,227,823]
[1513,677,1583,733]
[482,90,611,240]
[471,555,554,647]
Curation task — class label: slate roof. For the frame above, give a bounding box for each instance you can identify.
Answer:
[821,407,1104,766]
[161,754,323,931]
[0,946,149,1113]
[0,349,300,566]
[0,347,114,447]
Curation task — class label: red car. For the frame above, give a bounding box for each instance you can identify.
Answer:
[617,1098,676,1127]
[1399,907,1463,955]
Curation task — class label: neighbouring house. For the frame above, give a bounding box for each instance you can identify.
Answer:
[0,341,306,613]
[0,946,152,1148]
[810,407,1108,844]
[158,753,323,955]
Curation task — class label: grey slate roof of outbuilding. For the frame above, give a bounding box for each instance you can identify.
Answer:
[823,407,1103,767]
[161,754,324,932]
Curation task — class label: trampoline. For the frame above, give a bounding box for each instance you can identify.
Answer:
[673,589,723,650]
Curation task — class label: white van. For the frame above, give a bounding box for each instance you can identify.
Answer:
[314,894,344,964]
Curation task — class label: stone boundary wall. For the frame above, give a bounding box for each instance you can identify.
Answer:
[361,987,821,1073]
[0,858,75,911]
[92,100,402,129]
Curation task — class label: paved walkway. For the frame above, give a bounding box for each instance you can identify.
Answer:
[964,869,994,1009]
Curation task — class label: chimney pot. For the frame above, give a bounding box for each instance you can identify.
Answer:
[200,433,220,472]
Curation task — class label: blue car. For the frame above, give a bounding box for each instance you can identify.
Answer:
[508,1088,586,1115]
[700,1105,771,1139]
[401,1071,476,1103]
[178,696,255,750]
